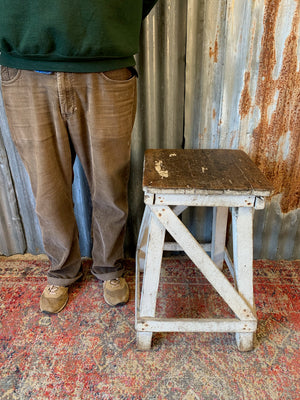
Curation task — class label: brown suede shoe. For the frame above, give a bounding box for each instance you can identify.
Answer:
[40,285,69,314]
[103,277,129,306]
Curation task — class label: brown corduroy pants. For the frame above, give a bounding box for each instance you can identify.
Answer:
[1,66,137,285]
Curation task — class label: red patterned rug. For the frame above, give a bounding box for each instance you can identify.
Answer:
[0,256,299,399]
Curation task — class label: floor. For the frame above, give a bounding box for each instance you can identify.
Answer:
[0,255,299,399]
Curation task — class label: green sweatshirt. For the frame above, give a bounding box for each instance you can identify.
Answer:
[0,0,158,72]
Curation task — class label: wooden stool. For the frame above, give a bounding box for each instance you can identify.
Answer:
[135,149,273,351]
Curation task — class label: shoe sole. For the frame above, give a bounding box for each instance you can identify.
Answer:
[40,297,69,314]
[103,293,129,307]
[105,301,128,307]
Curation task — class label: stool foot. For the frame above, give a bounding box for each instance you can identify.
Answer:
[137,332,153,351]
[236,332,255,352]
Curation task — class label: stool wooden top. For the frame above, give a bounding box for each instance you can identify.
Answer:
[143,149,273,196]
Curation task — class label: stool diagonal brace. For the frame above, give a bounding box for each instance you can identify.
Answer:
[136,205,188,272]
[150,205,256,322]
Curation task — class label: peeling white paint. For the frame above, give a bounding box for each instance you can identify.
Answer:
[267,89,279,125]
[251,105,262,134]
[154,160,169,178]
[277,130,291,161]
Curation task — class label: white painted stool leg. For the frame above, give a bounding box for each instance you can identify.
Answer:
[137,210,166,350]
[136,332,153,351]
[235,332,254,352]
[211,207,228,270]
[232,206,256,351]
[136,205,151,272]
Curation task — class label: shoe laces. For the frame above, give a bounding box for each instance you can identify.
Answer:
[47,285,60,294]
[110,278,121,286]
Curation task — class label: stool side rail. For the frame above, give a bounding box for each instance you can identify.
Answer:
[136,317,257,333]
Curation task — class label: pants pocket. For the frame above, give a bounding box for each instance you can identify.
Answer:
[101,67,137,82]
[1,66,21,84]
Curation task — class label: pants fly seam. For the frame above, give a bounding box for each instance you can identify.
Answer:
[57,72,77,120]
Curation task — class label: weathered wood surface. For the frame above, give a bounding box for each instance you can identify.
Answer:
[143,149,273,195]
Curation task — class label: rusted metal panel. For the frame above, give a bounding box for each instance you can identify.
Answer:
[201,0,299,214]
[199,0,299,258]
[249,0,300,214]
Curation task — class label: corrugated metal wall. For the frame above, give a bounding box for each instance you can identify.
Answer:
[0,0,299,259]
[197,0,299,259]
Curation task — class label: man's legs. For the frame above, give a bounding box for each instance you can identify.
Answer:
[1,66,137,310]
[1,67,83,292]
[67,69,137,305]
[66,69,137,281]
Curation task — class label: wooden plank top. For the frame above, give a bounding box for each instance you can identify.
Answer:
[143,149,273,196]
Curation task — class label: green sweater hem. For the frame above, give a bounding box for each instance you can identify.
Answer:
[0,53,136,73]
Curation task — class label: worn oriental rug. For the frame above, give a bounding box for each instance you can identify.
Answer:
[0,256,299,399]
